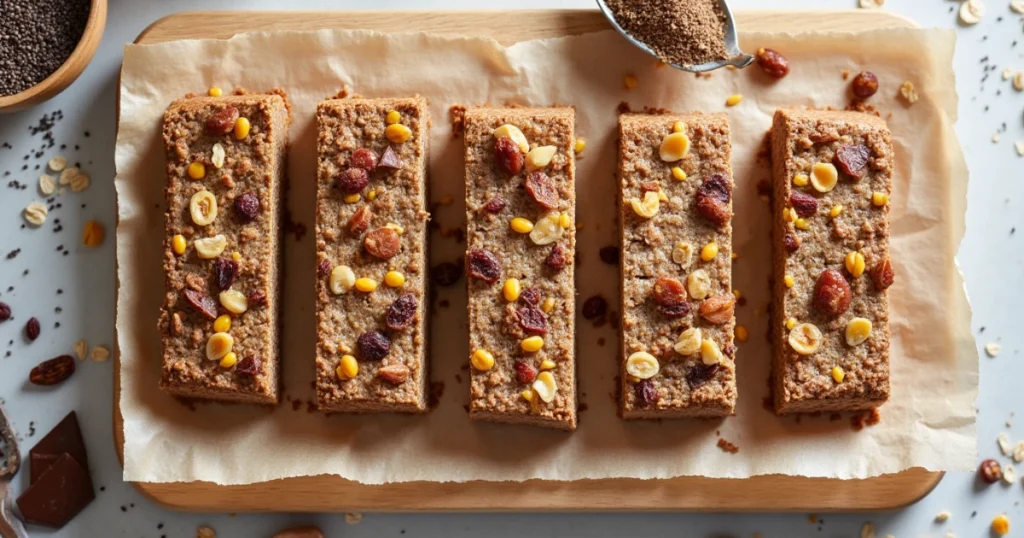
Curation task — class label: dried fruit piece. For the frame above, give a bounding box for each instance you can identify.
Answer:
[0,302,9,323]
[351,148,378,173]
[236,354,261,377]
[364,227,401,259]
[686,362,720,389]
[494,136,524,175]
[514,361,538,384]
[525,145,557,172]
[626,351,660,379]
[979,459,1003,484]
[337,168,370,194]
[234,192,261,222]
[674,327,702,356]
[516,305,548,336]
[851,71,879,99]
[377,364,410,385]
[695,173,732,227]
[206,106,239,135]
[813,269,852,317]
[378,146,402,169]
[652,276,686,306]
[699,295,736,325]
[184,289,218,320]
[871,258,895,291]
[190,190,218,226]
[755,47,790,78]
[432,262,462,286]
[634,379,659,406]
[525,171,559,209]
[834,144,870,178]
[545,244,568,272]
[519,287,541,306]
[194,234,228,259]
[347,206,373,236]
[529,211,565,245]
[467,249,501,283]
[29,355,75,386]
[789,192,818,217]
[212,258,238,290]
[247,291,267,308]
[358,331,391,361]
[385,293,418,331]
[25,317,40,341]
[483,197,507,213]
[581,295,608,321]
[783,233,800,252]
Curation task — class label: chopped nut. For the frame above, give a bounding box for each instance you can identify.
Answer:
[23,201,47,226]
[1014,441,1024,463]
[898,81,919,104]
[626,351,660,379]
[89,345,111,362]
[986,342,1002,357]
[674,327,702,356]
[525,145,557,172]
[1014,72,1024,92]
[788,323,823,355]
[189,190,218,226]
[532,371,558,403]
[38,174,55,195]
[659,131,691,162]
[700,338,723,365]
[998,432,1013,455]
[73,340,88,360]
[959,0,984,26]
[935,511,951,523]
[206,332,234,361]
[471,349,495,371]
[492,124,529,153]
[672,241,694,268]
[194,234,228,259]
[686,269,712,300]
[630,190,661,219]
[219,290,248,314]
[831,366,845,383]
[1017,141,1024,156]
[211,143,226,169]
[1013,0,1024,14]
[198,526,217,538]
[810,162,838,193]
[528,211,564,245]
[1002,463,1017,485]
[845,317,873,346]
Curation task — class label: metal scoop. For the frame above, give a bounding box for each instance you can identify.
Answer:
[0,406,27,538]
[595,0,753,73]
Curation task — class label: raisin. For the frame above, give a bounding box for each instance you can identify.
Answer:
[467,249,501,283]
[524,171,559,209]
[378,364,410,384]
[872,257,895,291]
[358,331,391,361]
[634,379,659,406]
[364,227,401,259]
[385,293,418,331]
[247,291,267,308]
[652,276,687,307]
[337,168,370,194]
[599,246,620,265]
[494,136,523,175]
[519,287,541,305]
[695,173,732,227]
[483,197,507,213]
[183,289,218,320]
[236,355,261,377]
[432,262,462,287]
[212,258,238,291]
[351,148,378,173]
[686,362,720,389]
[516,305,548,336]
[545,244,568,272]
[834,144,871,178]
[851,71,879,99]
[783,232,800,253]
[378,146,402,169]
[317,258,330,277]
[29,355,75,386]
[755,47,790,79]
[699,295,736,325]
[658,302,691,318]
[206,106,239,135]
[582,295,608,321]
[234,192,261,222]
[813,269,852,318]
[347,206,373,236]
[514,361,538,384]
[25,317,40,341]
[789,191,818,217]
[0,302,10,322]
[979,459,1003,484]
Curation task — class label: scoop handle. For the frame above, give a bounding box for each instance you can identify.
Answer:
[0,485,28,538]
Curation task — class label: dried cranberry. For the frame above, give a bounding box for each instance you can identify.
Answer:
[378,146,402,169]
[519,287,541,305]
[634,379,659,406]
[514,361,538,384]
[755,48,790,79]
[206,106,239,135]
[467,249,501,283]
[25,317,40,341]
[783,232,800,253]
[851,71,879,99]
[599,246,620,265]
[317,258,330,277]
[351,148,378,173]
[364,227,401,259]
[544,244,568,272]
[789,191,818,218]
[657,302,691,318]
[347,206,373,236]
[652,276,687,307]
[183,289,218,320]
[813,269,852,318]
[357,330,391,361]
[695,173,732,227]
[872,258,895,291]
[525,171,559,209]
[337,168,370,194]
[834,144,871,178]
[212,258,238,290]
[236,355,261,376]
[234,192,261,222]
[979,459,1002,484]
[686,362,720,389]
[385,293,418,331]
[0,302,10,323]
[582,295,608,321]
[483,197,507,213]
[494,136,523,175]
[516,305,548,336]
[432,262,462,287]
[247,290,267,307]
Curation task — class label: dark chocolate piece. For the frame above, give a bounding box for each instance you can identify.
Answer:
[16,453,95,529]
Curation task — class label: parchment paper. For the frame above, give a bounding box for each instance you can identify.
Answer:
[115,27,976,485]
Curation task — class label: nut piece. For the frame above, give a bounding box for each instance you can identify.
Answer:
[90,345,111,362]
[190,190,218,226]
[629,191,660,219]
[845,317,873,346]
[672,241,694,268]
[531,371,558,403]
[492,124,530,153]
[219,290,248,314]
[686,269,712,300]
[364,227,401,259]
[378,364,410,385]
[1002,464,1017,485]
[206,332,234,361]
[813,269,852,317]
[494,136,524,175]
[700,338,723,365]
[755,47,790,78]
[529,211,565,246]
[23,202,47,226]
[659,131,691,162]
[194,234,228,259]
[206,106,239,135]
[74,340,88,360]
[525,145,557,172]
[898,81,919,104]
[625,351,660,379]
[810,163,839,193]
[674,327,702,356]
[29,355,76,386]
[211,143,226,169]
[699,295,736,325]
[788,323,823,355]
[851,71,879,99]
[959,0,984,25]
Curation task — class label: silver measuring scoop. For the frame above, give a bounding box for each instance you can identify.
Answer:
[0,405,27,538]
[595,0,753,72]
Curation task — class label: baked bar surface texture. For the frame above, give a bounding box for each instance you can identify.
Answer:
[770,109,893,414]
[314,97,430,413]
[159,93,288,404]
[618,113,737,419]
[464,106,577,430]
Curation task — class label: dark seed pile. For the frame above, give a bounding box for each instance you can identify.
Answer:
[605,0,728,67]
[0,0,91,97]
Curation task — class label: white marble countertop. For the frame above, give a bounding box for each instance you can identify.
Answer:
[0,0,1020,536]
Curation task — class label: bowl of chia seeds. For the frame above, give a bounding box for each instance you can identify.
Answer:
[0,0,107,113]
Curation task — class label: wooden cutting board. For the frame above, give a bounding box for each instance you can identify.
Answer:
[116,9,942,512]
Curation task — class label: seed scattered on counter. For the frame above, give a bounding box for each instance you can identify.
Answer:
[23,201,48,226]
[1015,140,1024,156]
[345,512,362,525]
[197,526,217,538]
[90,345,110,362]
[0,0,91,96]
[959,0,984,25]
[73,340,87,360]
[898,81,919,104]
[935,510,951,522]
[985,342,1001,357]
[860,522,875,538]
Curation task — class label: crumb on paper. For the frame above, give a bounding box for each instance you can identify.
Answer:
[1001,463,1017,485]
[935,510,951,522]
[860,522,876,538]
[345,512,362,524]
[842,69,851,80]
[985,342,1002,357]
[898,81,918,104]
[73,340,88,361]
[1014,441,1024,463]
[716,437,739,454]
[1015,140,1024,156]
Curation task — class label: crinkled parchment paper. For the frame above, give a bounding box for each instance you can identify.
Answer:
[116,27,976,485]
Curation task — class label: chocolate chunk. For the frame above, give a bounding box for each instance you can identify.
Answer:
[378,145,403,169]
[28,411,88,482]
[16,453,95,529]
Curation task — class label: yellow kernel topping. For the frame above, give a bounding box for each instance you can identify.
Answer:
[574,137,586,153]
[559,212,571,229]
[735,325,749,342]
[845,317,873,346]
[343,193,361,204]
[338,355,359,380]
[659,131,690,162]
[219,352,237,369]
[231,251,241,261]
[503,278,521,302]
[187,161,206,180]
[700,241,719,262]
[471,349,495,371]
[623,74,638,89]
[521,389,534,402]
[784,275,795,288]
[385,123,412,144]
[872,192,890,206]
[792,174,809,187]
[731,252,738,260]
[82,220,104,247]
[786,318,797,330]
[385,222,405,235]
[671,166,687,181]
[725,94,743,106]
[845,251,866,277]
[541,298,555,313]
[367,189,377,201]
[521,336,544,353]
[386,110,401,125]
[829,204,844,218]
[657,190,668,202]
[672,120,686,133]
[208,86,223,97]
[732,289,742,299]
[540,359,556,371]
[213,315,231,333]
[810,162,838,192]
[510,217,534,234]
[992,514,1010,536]
[233,117,251,140]
[794,217,810,230]
[354,277,378,293]
[782,207,795,222]
[172,234,187,255]
[831,366,846,383]
[384,271,406,288]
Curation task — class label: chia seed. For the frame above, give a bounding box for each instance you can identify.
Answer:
[0,1,91,97]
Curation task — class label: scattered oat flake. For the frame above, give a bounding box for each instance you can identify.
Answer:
[1016,141,1024,156]
[1013,0,1024,15]
[38,174,55,195]
[898,81,918,104]
[936,510,951,522]
[944,533,956,538]
[998,432,1013,455]
[858,0,883,8]
[1014,441,1024,463]
[23,202,48,226]
[860,522,876,538]
[959,0,984,25]
[58,167,79,185]
[993,133,1001,143]
[1014,72,1024,92]
[1002,463,1017,484]
[47,156,67,171]
[74,340,88,361]
[986,342,1002,357]
[70,173,90,193]
[90,345,111,362]
[1003,67,1014,80]
[197,526,216,538]
[345,512,362,524]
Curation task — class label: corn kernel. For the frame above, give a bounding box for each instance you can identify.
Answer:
[792,174,809,187]
[657,190,668,202]
[187,161,206,179]
[384,271,406,288]
[725,94,744,106]
[829,204,843,218]
[831,366,846,383]
[385,123,412,143]
[233,117,251,140]
[471,349,495,371]
[213,315,232,333]
[732,289,742,299]
[367,189,377,201]
[700,241,719,262]
[872,192,889,206]
[541,298,555,313]
[559,212,571,229]
[521,389,535,402]
[735,325,749,343]
[783,207,794,222]
[338,354,359,380]
[845,251,866,277]
[574,137,586,153]
[510,217,534,234]
[206,332,233,361]
[172,234,187,255]
[354,277,378,293]
[845,317,873,346]
[731,252,738,260]
[784,275,795,288]
[659,132,690,162]
[540,359,556,371]
[343,193,361,204]
[231,251,241,261]
[503,278,521,302]
[219,352,238,369]
[82,220,104,247]
[208,86,223,97]
[386,110,401,125]
[786,317,797,330]
[810,162,838,193]
[671,167,687,181]
[521,336,544,352]
[385,222,405,235]
[794,218,810,230]
[991,514,1010,536]
[623,74,638,89]
[672,121,686,133]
